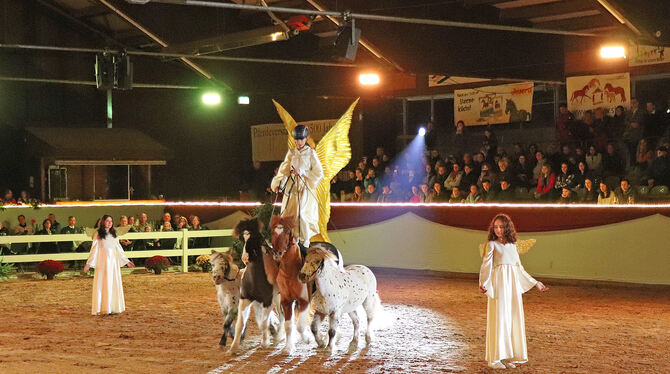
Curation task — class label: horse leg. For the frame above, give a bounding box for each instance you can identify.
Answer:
[326,311,340,352]
[220,307,236,347]
[311,311,326,348]
[363,293,380,344]
[271,289,285,343]
[347,311,359,352]
[282,300,295,354]
[296,298,313,343]
[257,303,274,348]
[228,299,251,355]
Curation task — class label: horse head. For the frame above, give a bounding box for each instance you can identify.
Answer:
[270,215,297,261]
[210,250,240,285]
[234,217,264,263]
[505,99,516,113]
[299,247,337,283]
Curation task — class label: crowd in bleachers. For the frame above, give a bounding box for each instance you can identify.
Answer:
[0,212,210,256]
[324,99,670,204]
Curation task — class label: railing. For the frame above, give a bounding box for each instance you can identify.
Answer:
[0,229,234,272]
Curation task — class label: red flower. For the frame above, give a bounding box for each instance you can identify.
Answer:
[145,256,170,274]
[31,219,36,223]
[37,260,64,280]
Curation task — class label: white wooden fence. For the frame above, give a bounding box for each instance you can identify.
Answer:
[0,229,234,272]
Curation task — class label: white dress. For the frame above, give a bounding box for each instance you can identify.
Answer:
[86,234,131,315]
[271,145,324,244]
[479,240,538,366]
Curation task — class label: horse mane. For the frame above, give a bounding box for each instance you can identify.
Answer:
[270,215,295,233]
[308,247,337,263]
[234,218,264,262]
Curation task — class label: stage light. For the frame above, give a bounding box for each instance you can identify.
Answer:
[359,73,380,86]
[600,46,626,59]
[202,92,221,105]
[238,96,250,105]
[418,127,426,136]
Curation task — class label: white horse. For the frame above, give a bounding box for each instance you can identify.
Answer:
[298,247,381,351]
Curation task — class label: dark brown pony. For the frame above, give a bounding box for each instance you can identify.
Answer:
[270,215,313,353]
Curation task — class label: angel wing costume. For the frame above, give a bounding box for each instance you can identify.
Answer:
[270,99,358,244]
[478,239,538,367]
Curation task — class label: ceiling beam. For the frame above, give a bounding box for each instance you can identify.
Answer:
[463,0,511,7]
[500,0,598,20]
[534,14,613,31]
[594,0,643,37]
[71,5,111,19]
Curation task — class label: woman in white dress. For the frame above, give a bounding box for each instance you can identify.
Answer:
[479,213,548,369]
[270,124,324,249]
[83,215,135,315]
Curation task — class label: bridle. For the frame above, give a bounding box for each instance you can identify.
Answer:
[222,266,240,282]
[301,257,324,281]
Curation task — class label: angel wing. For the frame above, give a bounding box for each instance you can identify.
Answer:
[116,226,132,236]
[516,239,536,254]
[479,242,490,258]
[85,227,97,239]
[313,99,359,242]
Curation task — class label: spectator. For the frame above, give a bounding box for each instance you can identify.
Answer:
[419,184,432,203]
[497,179,515,202]
[574,146,586,163]
[527,144,539,167]
[375,146,388,166]
[59,216,81,252]
[341,170,356,196]
[585,145,603,174]
[118,216,136,252]
[482,128,497,160]
[371,157,383,175]
[35,219,58,254]
[635,138,654,172]
[158,221,176,249]
[591,108,609,152]
[623,121,644,166]
[47,213,61,234]
[557,188,574,204]
[615,178,636,204]
[425,122,437,151]
[137,212,151,232]
[478,163,497,188]
[645,101,666,137]
[480,180,496,202]
[556,103,574,142]
[647,146,670,187]
[611,105,627,139]
[452,120,467,157]
[2,189,15,204]
[128,216,136,229]
[0,221,9,255]
[511,143,525,162]
[378,185,394,203]
[626,98,646,127]
[573,161,590,189]
[546,143,562,172]
[354,168,365,188]
[532,151,547,185]
[580,178,598,204]
[555,163,576,192]
[463,185,482,203]
[133,225,155,251]
[559,144,573,166]
[17,190,30,205]
[597,182,618,204]
[448,187,462,203]
[460,164,478,191]
[189,215,211,249]
[434,165,449,187]
[444,163,463,190]
[497,158,513,184]
[535,164,556,201]
[513,154,534,188]
[409,185,422,203]
[364,184,379,202]
[350,185,365,202]
[422,163,436,187]
[602,143,624,177]
[157,212,172,231]
[176,216,190,230]
[364,168,380,192]
[13,214,34,235]
[432,183,448,202]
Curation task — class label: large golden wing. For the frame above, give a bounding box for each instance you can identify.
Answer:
[272,100,316,150]
[313,99,359,242]
[517,239,536,254]
[479,242,490,258]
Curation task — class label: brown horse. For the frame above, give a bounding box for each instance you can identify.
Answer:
[270,215,313,354]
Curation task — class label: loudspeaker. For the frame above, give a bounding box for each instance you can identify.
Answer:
[95,53,114,90]
[113,54,133,90]
[333,26,361,61]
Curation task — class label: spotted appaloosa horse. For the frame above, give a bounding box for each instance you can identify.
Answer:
[270,215,313,353]
[209,250,244,347]
[227,218,280,354]
[299,247,381,352]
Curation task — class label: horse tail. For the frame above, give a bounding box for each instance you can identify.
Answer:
[366,293,382,330]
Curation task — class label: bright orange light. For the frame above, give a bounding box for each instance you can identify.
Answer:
[359,73,380,86]
[600,46,626,59]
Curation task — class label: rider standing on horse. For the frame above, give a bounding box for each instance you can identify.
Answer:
[271,125,324,252]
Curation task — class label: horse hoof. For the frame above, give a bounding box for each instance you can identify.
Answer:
[348,339,358,351]
[283,345,294,355]
[225,348,238,357]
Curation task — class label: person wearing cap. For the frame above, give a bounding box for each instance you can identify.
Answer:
[270,125,324,249]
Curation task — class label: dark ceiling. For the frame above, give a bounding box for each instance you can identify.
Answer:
[6,0,670,95]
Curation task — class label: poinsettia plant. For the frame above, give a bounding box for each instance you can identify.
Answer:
[37,260,64,280]
[145,256,170,274]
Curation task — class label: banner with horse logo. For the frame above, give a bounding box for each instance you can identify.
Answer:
[567,72,630,119]
[251,119,336,162]
[454,82,534,126]
[629,44,667,67]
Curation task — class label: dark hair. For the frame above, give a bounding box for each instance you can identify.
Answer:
[599,182,611,198]
[68,216,75,220]
[97,215,117,239]
[42,219,50,228]
[18,214,25,219]
[487,213,518,243]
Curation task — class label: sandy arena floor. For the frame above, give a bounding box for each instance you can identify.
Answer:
[0,271,668,373]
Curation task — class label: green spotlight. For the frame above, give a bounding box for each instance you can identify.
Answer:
[202,92,222,105]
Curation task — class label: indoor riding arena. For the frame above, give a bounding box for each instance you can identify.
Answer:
[2,0,670,373]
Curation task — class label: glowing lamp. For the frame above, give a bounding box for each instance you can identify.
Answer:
[238,96,250,105]
[359,73,380,86]
[202,92,222,105]
[418,127,426,136]
[600,46,626,59]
